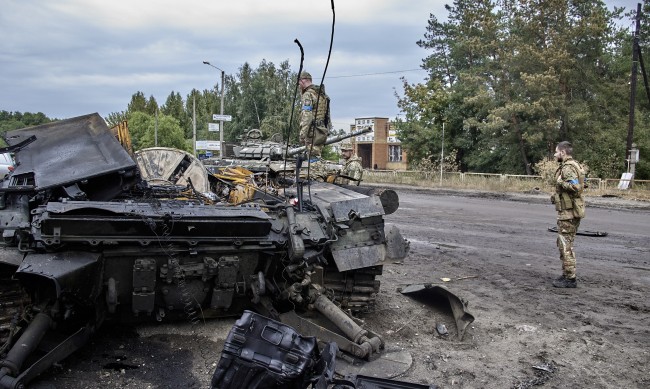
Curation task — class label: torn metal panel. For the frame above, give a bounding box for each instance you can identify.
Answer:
[2,113,137,199]
[330,243,386,272]
[400,283,475,341]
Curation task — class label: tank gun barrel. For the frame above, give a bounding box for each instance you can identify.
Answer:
[287,127,371,156]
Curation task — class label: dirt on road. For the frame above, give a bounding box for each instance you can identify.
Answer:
[34,188,650,389]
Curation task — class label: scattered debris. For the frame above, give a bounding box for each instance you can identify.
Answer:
[455,275,479,281]
[512,360,557,389]
[436,323,448,336]
[440,275,478,282]
[532,363,554,373]
[516,325,537,333]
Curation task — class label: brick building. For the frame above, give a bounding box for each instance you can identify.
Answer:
[348,117,407,170]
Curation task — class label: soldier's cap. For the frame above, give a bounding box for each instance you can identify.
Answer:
[340,142,353,150]
[300,71,312,80]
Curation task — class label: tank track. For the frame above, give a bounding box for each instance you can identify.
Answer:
[0,266,29,351]
[323,265,383,313]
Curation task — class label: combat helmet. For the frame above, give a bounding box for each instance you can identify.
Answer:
[340,142,353,151]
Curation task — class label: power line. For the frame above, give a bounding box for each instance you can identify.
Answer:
[327,68,426,79]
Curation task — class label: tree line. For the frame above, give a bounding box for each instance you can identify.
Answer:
[104,60,303,153]
[396,0,649,179]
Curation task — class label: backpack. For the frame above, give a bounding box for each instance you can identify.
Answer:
[313,85,332,130]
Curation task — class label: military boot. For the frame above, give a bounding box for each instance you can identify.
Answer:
[552,276,577,288]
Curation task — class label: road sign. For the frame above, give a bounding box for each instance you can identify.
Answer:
[208,123,220,132]
[212,114,232,122]
[196,140,221,150]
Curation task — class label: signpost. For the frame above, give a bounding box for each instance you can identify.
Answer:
[208,123,220,132]
[203,62,228,159]
[212,114,232,122]
[208,113,232,159]
[196,140,221,150]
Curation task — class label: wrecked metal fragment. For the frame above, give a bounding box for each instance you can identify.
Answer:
[532,363,555,373]
[211,311,437,389]
[400,283,475,340]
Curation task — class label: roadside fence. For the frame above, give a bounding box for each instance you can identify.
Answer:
[363,170,650,193]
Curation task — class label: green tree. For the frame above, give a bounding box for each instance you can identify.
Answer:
[127,91,148,114]
[194,60,299,146]
[395,79,450,165]
[105,111,128,128]
[162,91,190,138]
[0,111,54,144]
[127,111,188,152]
[399,0,638,177]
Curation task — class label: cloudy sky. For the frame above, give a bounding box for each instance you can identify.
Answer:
[0,0,640,131]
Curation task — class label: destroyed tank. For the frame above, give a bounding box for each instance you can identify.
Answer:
[0,113,409,388]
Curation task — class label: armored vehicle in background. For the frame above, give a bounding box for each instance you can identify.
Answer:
[226,127,370,162]
[205,127,371,183]
[0,114,408,388]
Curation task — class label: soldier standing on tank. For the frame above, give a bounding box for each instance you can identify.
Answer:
[298,71,330,158]
[337,142,363,185]
[298,71,331,180]
[550,141,586,288]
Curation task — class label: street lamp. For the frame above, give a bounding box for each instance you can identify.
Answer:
[202,61,225,159]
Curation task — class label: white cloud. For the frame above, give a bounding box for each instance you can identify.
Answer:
[43,1,438,31]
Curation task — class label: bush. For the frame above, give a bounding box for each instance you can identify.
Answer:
[533,158,558,186]
[410,149,460,173]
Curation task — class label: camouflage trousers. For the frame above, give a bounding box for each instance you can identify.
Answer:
[556,217,581,279]
[299,125,327,158]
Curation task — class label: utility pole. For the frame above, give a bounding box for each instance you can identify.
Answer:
[627,3,641,170]
[203,61,226,159]
[154,109,158,147]
[440,121,445,185]
[219,69,225,159]
[192,95,196,157]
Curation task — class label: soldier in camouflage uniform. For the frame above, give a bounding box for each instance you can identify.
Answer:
[298,71,331,180]
[298,71,330,158]
[337,142,363,185]
[550,141,586,288]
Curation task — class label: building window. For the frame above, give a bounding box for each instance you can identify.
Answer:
[389,145,402,162]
